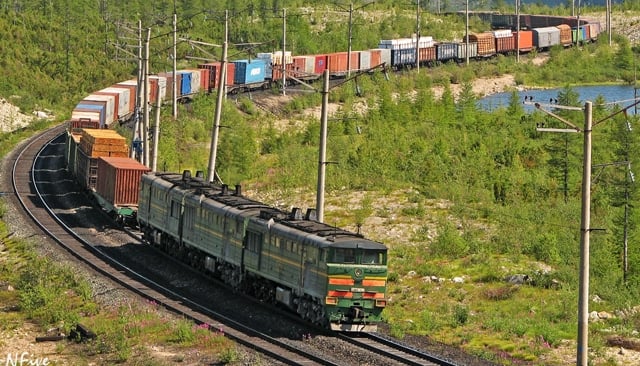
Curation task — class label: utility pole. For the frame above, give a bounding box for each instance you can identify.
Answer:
[152,89,161,171]
[172,9,178,119]
[282,8,287,95]
[348,3,354,77]
[465,0,469,66]
[532,98,640,365]
[207,10,229,183]
[316,69,330,222]
[516,0,520,63]
[415,0,420,72]
[143,27,151,167]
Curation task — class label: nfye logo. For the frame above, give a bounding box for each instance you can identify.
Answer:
[1,352,50,366]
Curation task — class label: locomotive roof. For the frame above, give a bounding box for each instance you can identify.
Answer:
[151,171,386,248]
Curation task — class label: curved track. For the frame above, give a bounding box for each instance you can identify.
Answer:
[6,125,337,366]
[5,124,487,366]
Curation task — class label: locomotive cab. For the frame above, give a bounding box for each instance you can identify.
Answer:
[326,243,388,332]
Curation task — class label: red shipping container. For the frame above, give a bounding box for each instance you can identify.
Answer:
[198,62,236,90]
[369,49,382,68]
[96,157,150,206]
[149,77,159,105]
[314,54,328,74]
[495,35,515,54]
[292,57,307,78]
[329,52,356,74]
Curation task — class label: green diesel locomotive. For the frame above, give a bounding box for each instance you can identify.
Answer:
[137,171,388,332]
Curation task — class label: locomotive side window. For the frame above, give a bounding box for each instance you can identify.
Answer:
[245,231,262,253]
[170,200,180,218]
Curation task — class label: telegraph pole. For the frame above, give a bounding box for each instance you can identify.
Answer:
[516,0,520,63]
[465,0,469,66]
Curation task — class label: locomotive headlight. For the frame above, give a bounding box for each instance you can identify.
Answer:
[325,297,338,305]
[354,268,363,278]
[375,299,387,307]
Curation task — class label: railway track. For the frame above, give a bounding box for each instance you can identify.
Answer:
[6,124,337,366]
[5,124,488,365]
[339,333,459,366]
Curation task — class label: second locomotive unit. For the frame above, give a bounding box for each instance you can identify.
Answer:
[137,170,388,332]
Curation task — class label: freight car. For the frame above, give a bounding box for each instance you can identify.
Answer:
[137,171,388,332]
[64,128,149,224]
[66,12,600,130]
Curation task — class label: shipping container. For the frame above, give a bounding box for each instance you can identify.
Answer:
[115,80,138,114]
[436,43,457,62]
[84,94,116,127]
[571,25,588,44]
[178,71,192,95]
[198,62,236,91]
[96,157,150,207]
[232,59,266,85]
[359,50,371,70]
[556,24,573,46]
[368,49,383,68]
[533,27,561,49]
[587,22,600,41]
[96,87,128,120]
[327,52,359,75]
[313,54,328,74]
[468,32,496,57]
[378,48,391,67]
[513,30,533,52]
[73,103,106,128]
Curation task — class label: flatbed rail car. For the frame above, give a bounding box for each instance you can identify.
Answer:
[137,171,389,332]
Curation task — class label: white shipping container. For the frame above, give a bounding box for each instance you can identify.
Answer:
[100,87,130,119]
[84,94,116,127]
[359,50,371,69]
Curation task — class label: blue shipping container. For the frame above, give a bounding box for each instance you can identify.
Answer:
[233,59,266,84]
[179,71,192,95]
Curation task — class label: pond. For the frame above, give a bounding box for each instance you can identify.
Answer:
[479,84,640,114]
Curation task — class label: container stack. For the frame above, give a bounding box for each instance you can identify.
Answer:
[76,129,129,190]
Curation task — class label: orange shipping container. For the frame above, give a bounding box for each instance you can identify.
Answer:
[513,30,533,52]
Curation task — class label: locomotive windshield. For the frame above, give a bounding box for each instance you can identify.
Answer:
[331,248,386,265]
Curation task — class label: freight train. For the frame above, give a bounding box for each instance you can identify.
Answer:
[63,12,600,331]
[63,128,389,331]
[68,12,601,131]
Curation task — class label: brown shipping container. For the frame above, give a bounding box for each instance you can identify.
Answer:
[96,157,150,206]
[418,46,436,63]
[468,32,496,57]
[495,35,515,54]
[556,24,572,46]
[198,63,236,90]
[69,118,100,132]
